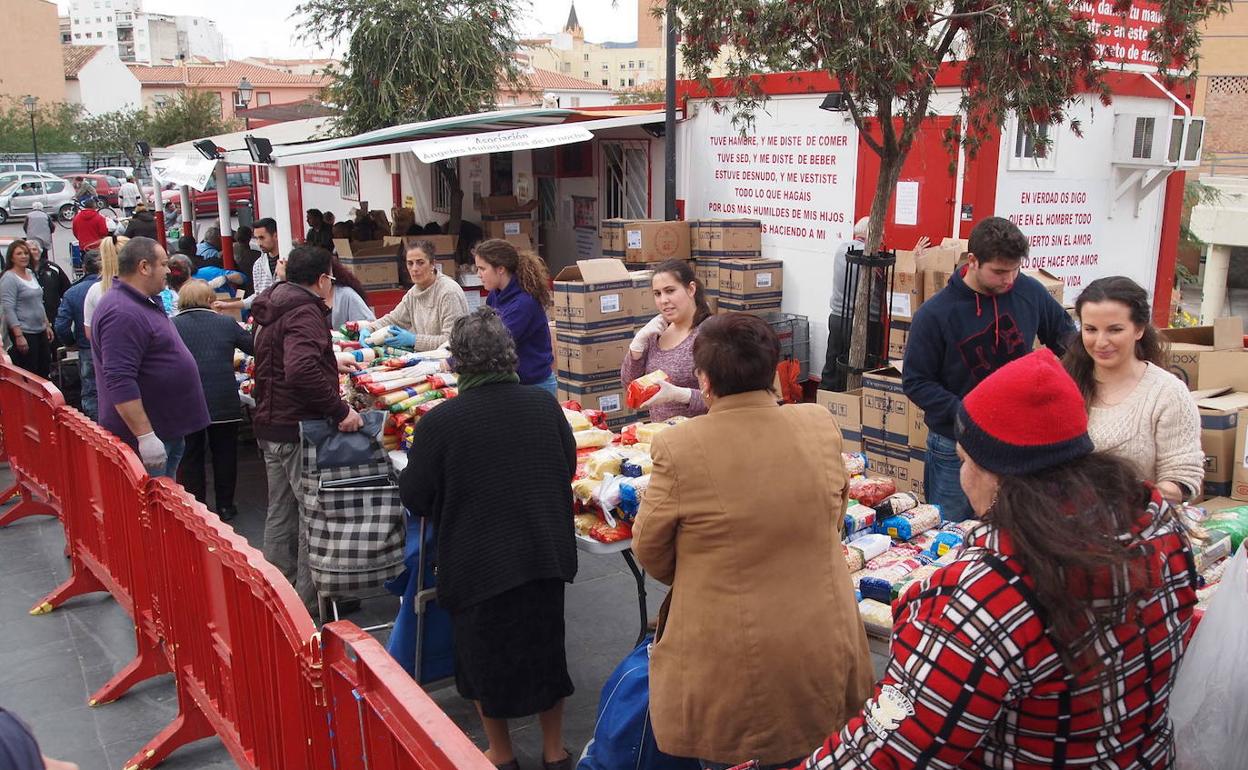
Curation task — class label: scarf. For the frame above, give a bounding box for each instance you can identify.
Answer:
[456,371,520,392]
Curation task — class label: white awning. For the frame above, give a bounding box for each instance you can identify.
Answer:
[409,124,595,163]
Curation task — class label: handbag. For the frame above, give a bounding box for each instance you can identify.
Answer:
[298,412,405,595]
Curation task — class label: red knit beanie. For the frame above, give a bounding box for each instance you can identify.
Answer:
[955,349,1093,476]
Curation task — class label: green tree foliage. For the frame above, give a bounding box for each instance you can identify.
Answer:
[671,0,1230,384]
[615,84,667,105]
[294,0,526,231]
[145,90,238,148]
[0,98,83,152]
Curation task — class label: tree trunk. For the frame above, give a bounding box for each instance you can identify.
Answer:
[845,151,906,390]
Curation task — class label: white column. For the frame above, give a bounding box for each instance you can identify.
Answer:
[214,163,233,241]
[1200,243,1231,324]
[271,165,291,257]
[179,185,194,238]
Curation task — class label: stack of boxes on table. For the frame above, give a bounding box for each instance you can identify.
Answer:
[551,217,780,430]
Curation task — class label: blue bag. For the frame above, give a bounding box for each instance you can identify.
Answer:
[385,512,454,683]
[577,637,700,770]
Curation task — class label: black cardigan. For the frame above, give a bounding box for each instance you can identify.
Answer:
[172,309,254,423]
[399,382,577,612]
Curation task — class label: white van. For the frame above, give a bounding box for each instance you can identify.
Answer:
[0,162,38,174]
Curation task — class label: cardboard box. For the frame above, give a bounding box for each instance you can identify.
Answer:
[334,238,400,288]
[1197,391,1248,498]
[552,259,637,333]
[504,234,534,252]
[910,404,928,450]
[862,365,910,446]
[623,220,691,263]
[908,449,926,501]
[865,439,912,486]
[334,238,393,258]
[1023,269,1065,305]
[557,377,631,422]
[891,250,920,318]
[716,296,783,315]
[691,219,762,257]
[1162,317,1245,390]
[479,195,537,217]
[601,219,628,258]
[817,388,863,453]
[484,218,534,240]
[695,257,721,294]
[889,315,911,361]
[719,258,783,300]
[630,270,656,326]
[1234,407,1248,502]
[384,234,458,257]
[941,237,969,253]
[556,327,632,382]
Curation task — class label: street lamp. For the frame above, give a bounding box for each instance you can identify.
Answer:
[237,77,253,129]
[21,95,39,171]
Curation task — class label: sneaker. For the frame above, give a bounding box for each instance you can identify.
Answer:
[216,506,238,523]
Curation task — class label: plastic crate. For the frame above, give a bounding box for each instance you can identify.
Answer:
[761,312,810,381]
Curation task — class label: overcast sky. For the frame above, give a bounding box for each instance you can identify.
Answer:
[53,0,640,59]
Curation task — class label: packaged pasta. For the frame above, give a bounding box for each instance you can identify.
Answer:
[590,519,632,544]
[858,558,925,603]
[858,598,894,637]
[875,492,920,518]
[877,504,942,541]
[573,513,600,537]
[574,429,615,451]
[846,532,891,563]
[842,451,867,477]
[844,504,876,537]
[844,544,865,573]
[848,477,897,508]
[563,408,593,432]
[626,370,668,409]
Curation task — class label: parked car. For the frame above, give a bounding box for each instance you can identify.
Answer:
[91,165,136,181]
[62,173,121,206]
[0,171,58,191]
[0,162,39,174]
[0,178,76,224]
[192,166,254,216]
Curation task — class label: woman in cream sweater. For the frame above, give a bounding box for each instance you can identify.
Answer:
[364,240,468,350]
[1063,276,1203,502]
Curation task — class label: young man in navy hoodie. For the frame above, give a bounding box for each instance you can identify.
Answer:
[902,217,1075,521]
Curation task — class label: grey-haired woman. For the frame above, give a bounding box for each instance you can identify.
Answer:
[399,307,577,770]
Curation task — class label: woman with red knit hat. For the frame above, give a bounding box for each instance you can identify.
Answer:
[791,349,1198,769]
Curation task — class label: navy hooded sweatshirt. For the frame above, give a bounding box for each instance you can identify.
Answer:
[902,265,1076,440]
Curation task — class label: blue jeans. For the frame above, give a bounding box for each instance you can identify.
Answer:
[78,353,97,421]
[532,371,558,398]
[162,437,186,479]
[925,432,973,522]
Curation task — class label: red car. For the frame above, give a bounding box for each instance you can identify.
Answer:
[191,166,254,216]
[63,173,122,206]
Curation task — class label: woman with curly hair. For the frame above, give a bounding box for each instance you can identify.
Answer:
[399,307,577,770]
[473,238,556,395]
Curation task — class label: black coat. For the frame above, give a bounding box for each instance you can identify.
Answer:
[123,211,159,240]
[399,382,577,612]
[172,308,254,423]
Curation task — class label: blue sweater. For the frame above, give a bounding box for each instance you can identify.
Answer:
[55,274,100,349]
[902,266,1076,441]
[486,279,553,386]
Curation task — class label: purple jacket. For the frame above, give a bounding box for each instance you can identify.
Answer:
[92,278,210,447]
[486,279,553,385]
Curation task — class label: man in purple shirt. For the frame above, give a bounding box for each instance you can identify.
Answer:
[92,237,210,476]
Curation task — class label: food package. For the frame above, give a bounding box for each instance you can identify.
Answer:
[619,423,643,445]
[865,544,924,572]
[574,429,614,451]
[336,348,376,365]
[597,475,625,512]
[875,492,920,518]
[858,558,925,603]
[564,408,593,432]
[626,370,669,409]
[571,477,598,503]
[858,598,894,637]
[573,513,600,536]
[1194,531,1233,574]
[1198,557,1230,589]
[589,518,632,544]
[925,530,965,560]
[1206,505,1248,551]
[891,564,940,602]
[620,456,652,478]
[953,519,983,538]
[842,451,867,477]
[844,503,876,537]
[877,504,942,541]
[846,532,891,563]
[618,476,651,519]
[585,447,632,479]
[581,409,608,430]
[848,477,897,508]
[908,530,938,553]
[844,544,865,573]
[389,388,445,413]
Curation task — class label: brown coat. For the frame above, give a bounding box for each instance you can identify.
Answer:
[633,391,874,765]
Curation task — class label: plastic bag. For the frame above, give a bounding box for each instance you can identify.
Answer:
[1206,505,1248,551]
[844,503,876,537]
[627,370,668,409]
[858,598,894,637]
[1171,545,1248,770]
[842,451,867,477]
[848,476,897,507]
[875,492,919,518]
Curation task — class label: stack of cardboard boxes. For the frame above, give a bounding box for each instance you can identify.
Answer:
[480,196,537,250]
[382,234,458,279]
[859,364,928,500]
[688,220,776,314]
[552,259,648,429]
[602,219,691,266]
[1164,316,1248,505]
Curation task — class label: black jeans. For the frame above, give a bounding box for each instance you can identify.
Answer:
[9,332,52,379]
[179,422,240,511]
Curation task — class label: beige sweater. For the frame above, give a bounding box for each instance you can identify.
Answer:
[1087,362,1204,495]
[372,274,469,350]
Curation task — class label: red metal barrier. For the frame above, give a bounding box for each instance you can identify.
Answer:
[321,622,493,770]
[126,478,327,770]
[32,406,169,707]
[0,362,66,526]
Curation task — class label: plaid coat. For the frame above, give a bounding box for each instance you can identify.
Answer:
[801,490,1197,769]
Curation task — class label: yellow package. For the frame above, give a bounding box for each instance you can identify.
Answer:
[563,408,593,432]
[574,429,614,450]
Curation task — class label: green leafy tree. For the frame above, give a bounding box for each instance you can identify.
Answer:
[77,108,153,169]
[615,84,667,105]
[145,90,238,149]
[294,0,525,232]
[0,98,83,153]
[672,0,1229,386]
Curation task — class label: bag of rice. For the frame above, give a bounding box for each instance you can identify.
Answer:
[859,598,893,637]
[875,492,920,518]
[844,504,877,536]
[877,504,942,541]
[865,544,924,572]
[842,451,867,477]
[859,558,925,603]
[847,533,891,563]
[848,476,897,507]
[844,543,865,573]
[891,564,940,601]
[925,530,965,560]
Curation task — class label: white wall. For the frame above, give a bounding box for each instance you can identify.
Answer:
[680,93,861,373]
[992,93,1174,304]
[67,50,141,115]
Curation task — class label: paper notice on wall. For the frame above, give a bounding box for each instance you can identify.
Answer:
[575,228,597,259]
[895,181,919,226]
[891,292,912,318]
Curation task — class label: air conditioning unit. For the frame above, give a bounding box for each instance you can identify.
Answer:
[1113,113,1205,168]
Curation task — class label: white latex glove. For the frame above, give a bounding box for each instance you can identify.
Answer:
[630,314,669,355]
[136,431,166,472]
[641,379,692,408]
